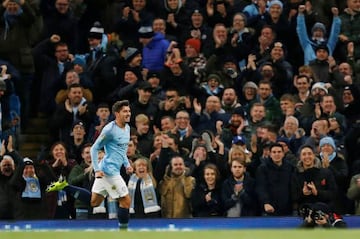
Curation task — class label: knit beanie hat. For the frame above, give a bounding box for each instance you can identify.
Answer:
[207,74,221,82]
[311,82,328,93]
[242,81,258,91]
[319,136,336,150]
[73,56,86,68]
[268,0,283,9]
[185,38,201,54]
[125,47,140,63]
[315,43,329,54]
[311,22,327,35]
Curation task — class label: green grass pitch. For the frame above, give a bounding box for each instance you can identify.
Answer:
[1,229,359,239]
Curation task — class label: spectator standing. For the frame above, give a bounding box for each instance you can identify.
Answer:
[191,163,224,217]
[291,145,337,212]
[127,158,161,218]
[158,155,195,218]
[222,157,258,217]
[256,143,294,216]
[10,157,56,219]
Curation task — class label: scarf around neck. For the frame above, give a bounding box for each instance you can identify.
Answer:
[128,174,160,214]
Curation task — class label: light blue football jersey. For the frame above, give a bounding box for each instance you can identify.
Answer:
[91,121,130,176]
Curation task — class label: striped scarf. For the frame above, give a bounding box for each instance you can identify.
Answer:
[128,174,160,214]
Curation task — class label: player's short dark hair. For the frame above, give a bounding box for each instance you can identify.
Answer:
[112,100,130,114]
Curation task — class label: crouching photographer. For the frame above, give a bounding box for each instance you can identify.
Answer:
[299,202,347,228]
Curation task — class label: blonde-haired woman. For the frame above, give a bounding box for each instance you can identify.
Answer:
[128,158,161,218]
[228,145,251,165]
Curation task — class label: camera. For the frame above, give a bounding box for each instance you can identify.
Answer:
[299,204,327,220]
[299,204,311,218]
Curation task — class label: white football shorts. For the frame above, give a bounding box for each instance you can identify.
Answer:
[92,175,129,199]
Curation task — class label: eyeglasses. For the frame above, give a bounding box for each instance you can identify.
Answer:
[166,95,176,99]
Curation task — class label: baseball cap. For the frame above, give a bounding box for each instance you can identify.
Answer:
[232,135,246,145]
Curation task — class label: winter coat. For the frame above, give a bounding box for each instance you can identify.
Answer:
[142,33,170,72]
[191,182,224,217]
[292,160,337,209]
[158,167,195,218]
[222,173,259,217]
[256,158,295,216]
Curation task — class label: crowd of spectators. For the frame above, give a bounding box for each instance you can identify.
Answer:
[1,0,360,222]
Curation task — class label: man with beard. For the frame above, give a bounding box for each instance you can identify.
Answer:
[50,83,95,143]
[221,87,241,115]
[157,155,195,218]
[217,106,251,150]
